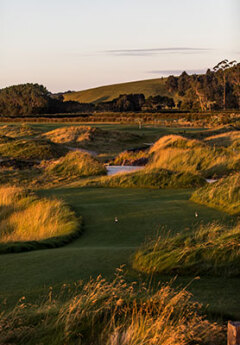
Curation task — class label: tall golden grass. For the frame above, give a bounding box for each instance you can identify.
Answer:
[133,221,240,276]
[0,269,225,345]
[46,151,107,178]
[0,186,78,242]
[191,173,240,214]
[148,135,240,177]
[204,130,240,148]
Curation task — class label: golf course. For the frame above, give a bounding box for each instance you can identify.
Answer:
[0,122,240,345]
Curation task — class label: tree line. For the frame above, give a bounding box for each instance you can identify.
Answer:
[0,60,239,116]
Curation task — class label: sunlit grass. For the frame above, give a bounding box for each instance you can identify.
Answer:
[0,186,78,243]
[83,167,206,189]
[41,125,142,154]
[133,221,240,276]
[191,173,240,214]
[45,151,107,179]
[0,269,224,345]
[148,135,240,178]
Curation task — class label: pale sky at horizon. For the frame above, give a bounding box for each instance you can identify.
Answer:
[1,0,239,93]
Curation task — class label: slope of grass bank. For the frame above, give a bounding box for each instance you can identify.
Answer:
[85,168,206,189]
[191,173,240,214]
[0,186,80,253]
[148,135,240,178]
[133,221,240,277]
[0,138,68,160]
[42,125,142,154]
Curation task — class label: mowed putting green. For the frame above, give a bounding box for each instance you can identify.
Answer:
[0,187,239,318]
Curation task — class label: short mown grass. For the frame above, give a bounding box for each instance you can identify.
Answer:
[133,221,240,277]
[191,173,240,214]
[0,186,80,253]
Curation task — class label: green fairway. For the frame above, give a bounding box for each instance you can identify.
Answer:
[1,186,239,319]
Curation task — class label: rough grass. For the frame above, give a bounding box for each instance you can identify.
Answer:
[0,124,42,138]
[0,135,14,144]
[0,152,107,188]
[204,130,240,149]
[191,173,240,214]
[0,270,224,345]
[0,186,79,251]
[83,168,206,189]
[63,77,169,104]
[113,149,149,166]
[0,138,68,160]
[133,221,240,277]
[45,151,107,178]
[148,135,240,178]
[41,126,142,154]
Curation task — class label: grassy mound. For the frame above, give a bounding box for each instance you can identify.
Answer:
[0,124,41,138]
[0,138,68,160]
[85,168,205,189]
[0,186,80,253]
[42,126,141,153]
[46,151,107,178]
[0,271,224,345]
[133,221,240,277]
[148,135,240,178]
[191,173,240,214]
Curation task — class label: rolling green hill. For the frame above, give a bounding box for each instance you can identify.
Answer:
[63,78,173,104]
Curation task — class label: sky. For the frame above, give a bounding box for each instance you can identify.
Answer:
[0,0,239,92]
